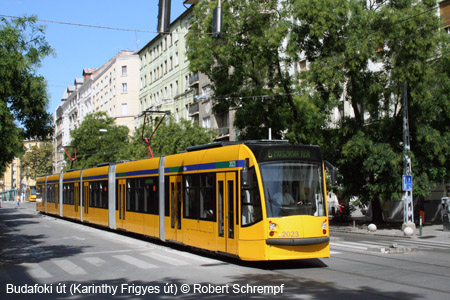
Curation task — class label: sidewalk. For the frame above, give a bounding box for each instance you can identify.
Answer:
[330,221,450,243]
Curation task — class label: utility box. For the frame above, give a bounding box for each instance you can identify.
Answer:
[441,197,450,232]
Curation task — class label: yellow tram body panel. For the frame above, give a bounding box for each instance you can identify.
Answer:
[35,141,330,261]
[62,170,82,221]
[82,166,109,227]
[163,144,248,255]
[115,158,161,238]
[45,173,60,216]
[35,176,46,213]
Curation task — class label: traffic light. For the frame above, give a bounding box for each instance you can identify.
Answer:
[157,0,171,33]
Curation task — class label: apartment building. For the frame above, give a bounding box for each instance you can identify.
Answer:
[53,51,139,173]
[137,8,194,126]
[0,140,42,198]
[137,2,237,141]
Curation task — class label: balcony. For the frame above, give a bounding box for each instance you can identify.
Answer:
[189,73,199,87]
[189,102,199,116]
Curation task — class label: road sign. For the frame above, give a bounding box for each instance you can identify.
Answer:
[402,175,413,191]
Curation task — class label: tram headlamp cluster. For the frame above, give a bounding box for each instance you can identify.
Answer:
[269,221,277,231]
[269,221,277,237]
[322,219,327,234]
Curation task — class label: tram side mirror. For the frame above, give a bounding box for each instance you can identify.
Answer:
[325,161,338,186]
[242,158,250,187]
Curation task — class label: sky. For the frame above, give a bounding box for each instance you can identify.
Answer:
[1,0,189,115]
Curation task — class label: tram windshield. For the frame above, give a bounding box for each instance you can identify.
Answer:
[261,162,326,218]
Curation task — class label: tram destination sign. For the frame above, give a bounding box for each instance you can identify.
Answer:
[247,144,323,163]
[267,149,311,160]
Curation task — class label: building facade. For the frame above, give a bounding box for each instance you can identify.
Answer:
[53,51,139,173]
[0,140,42,200]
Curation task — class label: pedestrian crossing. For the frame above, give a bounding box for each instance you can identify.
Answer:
[330,238,450,254]
[19,248,218,280]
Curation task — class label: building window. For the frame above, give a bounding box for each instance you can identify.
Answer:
[203,117,211,129]
[122,66,128,76]
[122,103,128,116]
[122,83,128,93]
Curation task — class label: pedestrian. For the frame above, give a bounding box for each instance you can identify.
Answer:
[15,194,20,208]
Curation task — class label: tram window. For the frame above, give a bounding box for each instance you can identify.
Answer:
[89,181,108,209]
[241,167,263,227]
[36,185,43,202]
[200,173,216,221]
[184,175,199,219]
[63,183,75,205]
[47,184,56,203]
[126,177,158,214]
[218,181,224,237]
[261,162,325,217]
[145,178,159,215]
[165,177,170,217]
[183,173,216,221]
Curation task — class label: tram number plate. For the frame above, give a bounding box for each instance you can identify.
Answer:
[281,231,299,238]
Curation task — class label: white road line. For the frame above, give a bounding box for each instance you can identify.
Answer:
[22,263,52,279]
[140,252,190,266]
[81,248,149,255]
[330,251,341,255]
[52,259,87,275]
[344,241,388,248]
[392,240,450,250]
[82,257,106,267]
[113,254,158,269]
[165,250,218,264]
[330,242,367,250]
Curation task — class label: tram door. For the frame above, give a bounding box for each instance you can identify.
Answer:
[168,176,183,242]
[217,172,237,255]
[117,179,126,229]
[74,183,80,214]
[54,184,59,211]
[82,182,90,222]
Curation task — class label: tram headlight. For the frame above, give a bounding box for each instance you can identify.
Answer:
[269,222,277,231]
[322,219,327,234]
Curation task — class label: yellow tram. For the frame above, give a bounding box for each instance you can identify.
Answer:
[36,141,330,261]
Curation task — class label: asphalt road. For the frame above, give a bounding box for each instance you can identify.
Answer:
[1,201,450,299]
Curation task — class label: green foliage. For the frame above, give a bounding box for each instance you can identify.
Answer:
[21,141,53,179]
[188,0,450,222]
[0,16,53,174]
[288,0,450,221]
[187,0,303,140]
[66,112,129,169]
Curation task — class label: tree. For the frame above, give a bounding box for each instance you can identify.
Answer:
[188,0,450,223]
[0,16,53,175]
[118,118,216,159]
[186,0,322,140]
[66,112,129,169]
[287,0,450,222]
[21,141,53,179]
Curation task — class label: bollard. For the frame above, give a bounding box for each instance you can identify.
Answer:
[419,215,422,236]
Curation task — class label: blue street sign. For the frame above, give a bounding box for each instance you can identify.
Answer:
[402,175,413,191]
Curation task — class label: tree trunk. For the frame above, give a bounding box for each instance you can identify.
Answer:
[371,199,384,224]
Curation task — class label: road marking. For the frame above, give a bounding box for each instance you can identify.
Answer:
[165,250,218,264]
[140,252,190,266]
[82,257,106,267]
[330,251,341,255]
[392,239,450,250]
[113,254,158,269]
[81,248,149,255]
[330,242,367,250]
[52,259,87,275]
[22,263,52,279]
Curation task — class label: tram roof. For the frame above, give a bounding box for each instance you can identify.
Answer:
[185,140,289,152]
